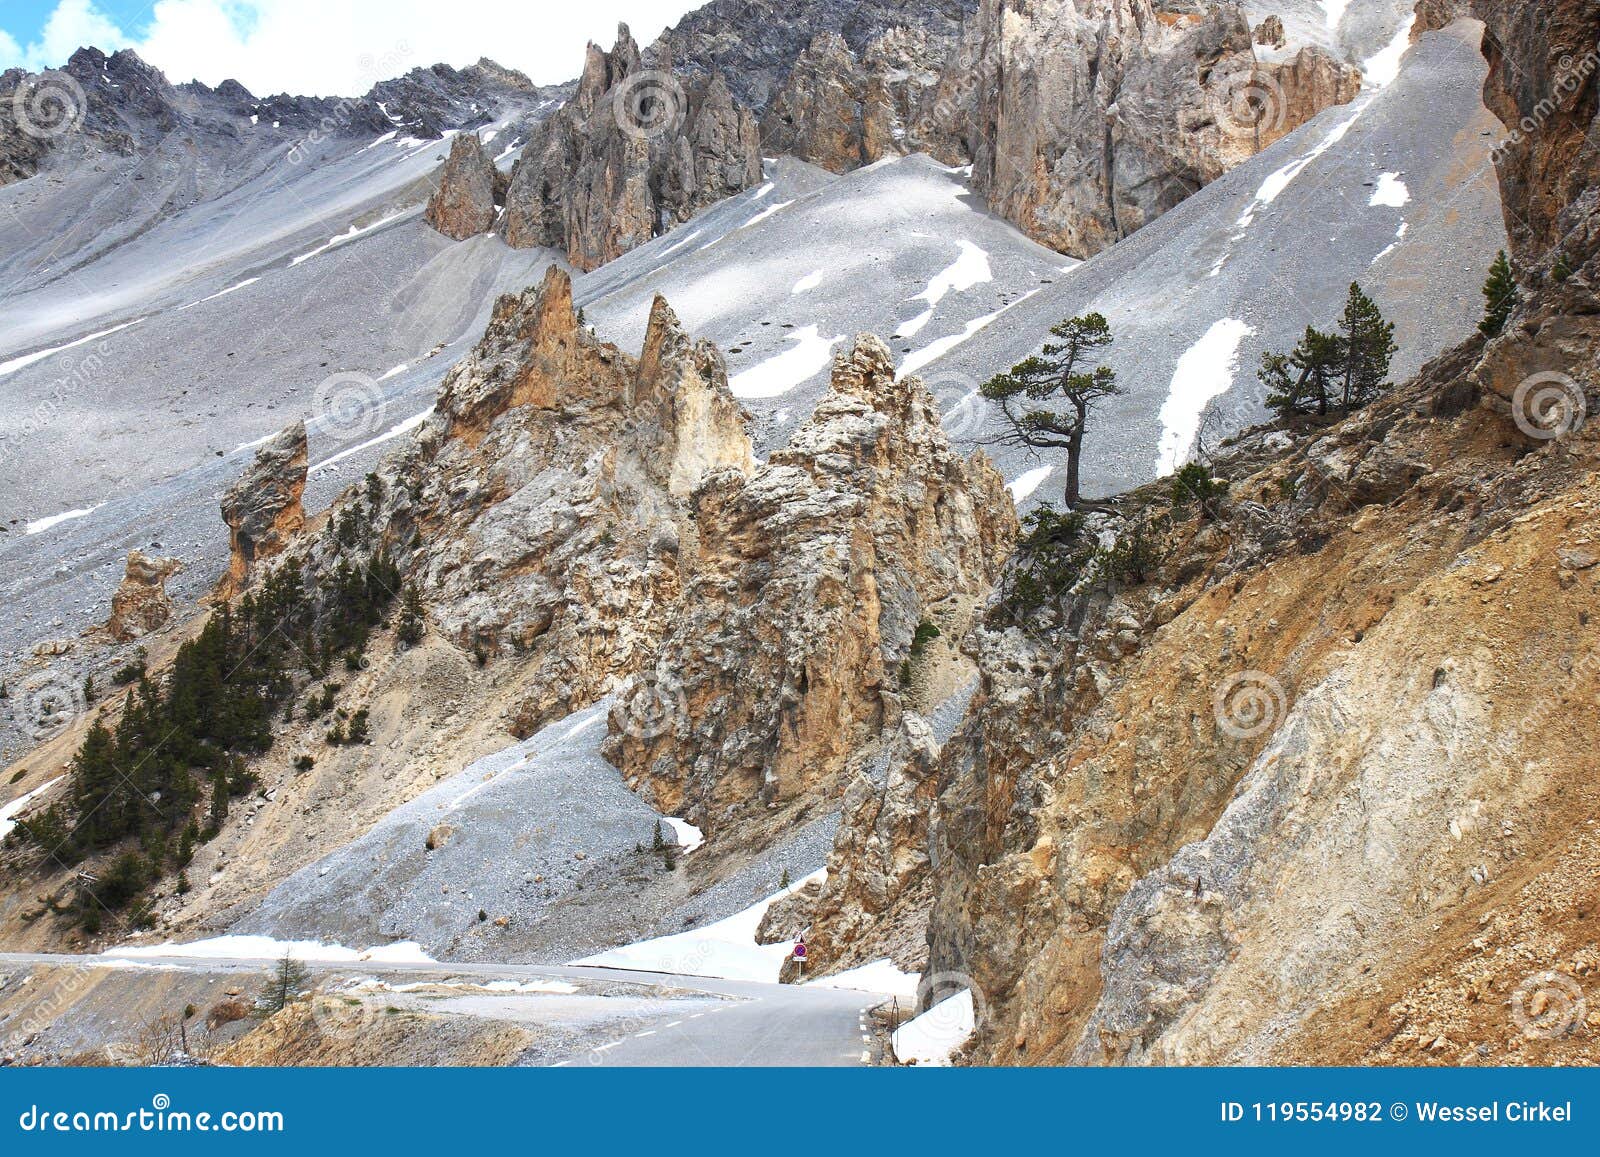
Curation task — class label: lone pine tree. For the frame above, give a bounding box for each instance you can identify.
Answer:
[1480,250,1519,338]
[981,313,1124,508]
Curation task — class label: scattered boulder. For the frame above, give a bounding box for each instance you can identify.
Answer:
[1254,16,1287,48]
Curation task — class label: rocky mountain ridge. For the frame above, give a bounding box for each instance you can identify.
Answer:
[0,45,566,189]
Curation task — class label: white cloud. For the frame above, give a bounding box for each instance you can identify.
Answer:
[0,0,132,71]
[1,0,702,96]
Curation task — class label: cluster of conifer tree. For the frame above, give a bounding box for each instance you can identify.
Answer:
[1260,283,1398,418]
[11,546,403,927]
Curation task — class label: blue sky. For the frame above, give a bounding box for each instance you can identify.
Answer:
[5,1,153,42]
[0,1,699,95]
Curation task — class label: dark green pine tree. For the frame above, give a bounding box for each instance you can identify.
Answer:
[1479,250,1519,338]
[980,313,1125,508]
[1261,327,1342,418]
[1335,282,1397,412]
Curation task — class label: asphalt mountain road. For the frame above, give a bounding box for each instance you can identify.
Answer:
[0,952,886,1067]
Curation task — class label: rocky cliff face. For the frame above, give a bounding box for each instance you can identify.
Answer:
[909,2,1600,1065]
[424,133,503,240]
[601,335,1017,830]
[499,26,762,271]
[652,0,978,111]
[946,0,1363,257]
[760,29,948,172]
[338,266,754,736]
[799,713,946,972]
[218,422,307,599]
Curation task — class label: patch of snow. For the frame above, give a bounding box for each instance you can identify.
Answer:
[0,776,65,842]
[360,130,399,152]
[791,269,825,295]
[26,505,102,535]
[1364,15,1417,87]
[105,935,435,964]
[900,289,1041,377]
[378,979,579,995]
[233,431,281,453]
[1237,108,1365,228]
[180,277,262,310]
[379,363,410,381]
[1156,318,1255,475]
[1369,172,1410,208]
[0,318,145,380]
[1317,0,1350,28]
[913,240,992,310]
[661,817,704,854]
[291,210,411,266]
[1007,466,1053,504]
[729,326,842,399]
[310,407,434,474]
[741,200,795,230]
[575,870,826,983]
[898,307,937,339]
[1370,221,1411,267]
[892,987,974,1066]
[807,959,920,998]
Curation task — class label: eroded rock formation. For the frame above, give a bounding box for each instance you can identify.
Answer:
[499,25,763,270]
[218,421,307,598]
[424,133,502,239]
[323,266,754,737]
[107,551,183,641]
[800,713,946,973]
[601,334,1017,829]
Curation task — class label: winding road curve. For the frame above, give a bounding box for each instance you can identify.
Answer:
[0,953,886,1067]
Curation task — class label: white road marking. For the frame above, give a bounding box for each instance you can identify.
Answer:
[635,1030,656,1038]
